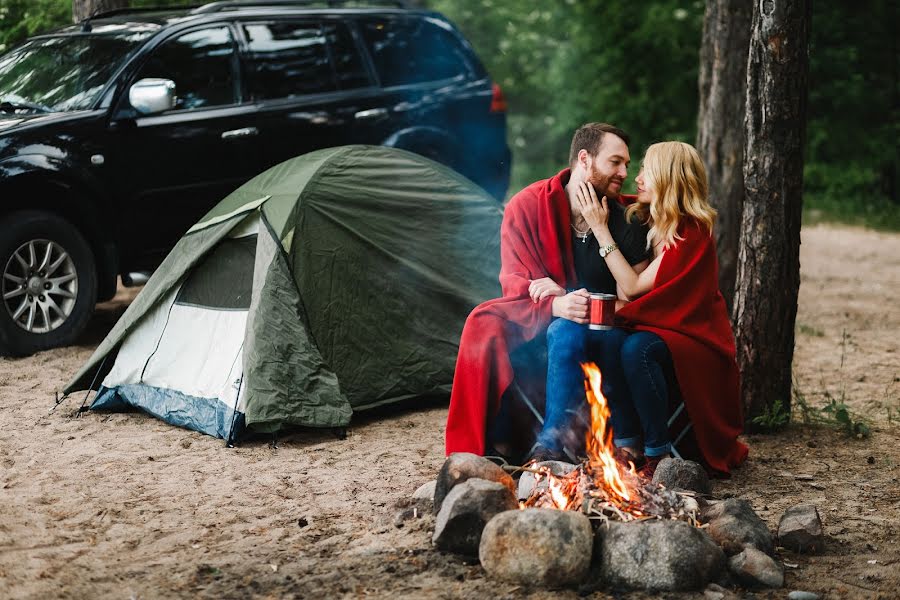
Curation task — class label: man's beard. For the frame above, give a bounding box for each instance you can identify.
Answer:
[587,165,623,200]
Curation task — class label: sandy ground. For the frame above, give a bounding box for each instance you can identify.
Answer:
[1,223,898,600]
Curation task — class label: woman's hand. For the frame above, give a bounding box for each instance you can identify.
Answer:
[528,277,566,303]
[576,182,611,239]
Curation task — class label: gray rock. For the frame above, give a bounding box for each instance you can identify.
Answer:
[728,546,784,588]
[652,457,712,495]
[517,460,576,500]
[703,582,741,600]
[479,508,592,587]
[412,480,436,512]
[788,591,822,600]
[432,478,517,556]
[701,499,774,556]
[595,520,725,591]
[778,504,824,553]
[434,453,516,514]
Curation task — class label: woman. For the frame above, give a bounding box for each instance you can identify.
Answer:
[540,141,747,476]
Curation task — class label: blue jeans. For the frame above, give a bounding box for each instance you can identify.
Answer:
[537,319,673,458]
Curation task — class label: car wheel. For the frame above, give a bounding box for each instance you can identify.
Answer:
[0,210,97,356]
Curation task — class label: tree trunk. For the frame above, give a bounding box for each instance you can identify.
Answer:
[73,0,128,23]
[733,0,811,427]
[696,0,752,314]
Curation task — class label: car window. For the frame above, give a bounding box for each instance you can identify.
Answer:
[241,21,336,100]
[135,26,237,111]
[323,22,369,90]
[359,18,470,87]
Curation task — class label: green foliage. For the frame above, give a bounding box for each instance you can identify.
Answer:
[750,397,790,432]
[0,0,70,53]
[429,0,703,194]
[797,323,825,337]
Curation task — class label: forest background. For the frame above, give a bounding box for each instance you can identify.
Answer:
[0,0,897,230]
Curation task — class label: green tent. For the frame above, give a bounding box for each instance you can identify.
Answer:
[65,146,502,441]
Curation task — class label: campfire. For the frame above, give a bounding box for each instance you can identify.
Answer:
[520,362,699,525]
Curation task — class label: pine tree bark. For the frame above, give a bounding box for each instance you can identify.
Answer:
[696,0,752,313]
[733,0,811,426]
[73,0,129,23]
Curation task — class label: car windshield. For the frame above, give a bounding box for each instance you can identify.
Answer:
[0,32,152,113]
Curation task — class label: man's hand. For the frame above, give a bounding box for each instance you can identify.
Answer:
[528,277,565,303]
[577,181,610,234]
[552,289,590,323]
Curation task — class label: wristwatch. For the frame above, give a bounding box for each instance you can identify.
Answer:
[598,243,619,258]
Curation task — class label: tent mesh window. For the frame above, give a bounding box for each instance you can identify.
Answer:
[175,235,257,310]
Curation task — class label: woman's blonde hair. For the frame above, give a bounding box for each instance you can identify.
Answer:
[626,141,717,250]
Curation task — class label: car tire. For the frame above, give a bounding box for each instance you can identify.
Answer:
[0,210,97,356]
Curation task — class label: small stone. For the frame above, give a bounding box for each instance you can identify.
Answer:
[393,506,421,528]
[595,520,725,591]
[479,508,592,587]
[788,592,822,600]
[412,480,436,512]
[180,439,192,449]
[728,546,784,588]
[434,453,515,514]
[867,456,875,465]
[432,479,517,556]
[701,498,774,556]
[778,504,824,553]
[806,440,816,448]
[652,457,712,495]
[517,460,576,500]
[703,582,741,600]
[297,517,308,528]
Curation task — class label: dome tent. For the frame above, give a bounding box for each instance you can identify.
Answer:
[64,146,502,442]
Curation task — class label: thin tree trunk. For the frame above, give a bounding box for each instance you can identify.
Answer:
[696,0,752,314]
[73,0,128,23]
[733,0,812,426]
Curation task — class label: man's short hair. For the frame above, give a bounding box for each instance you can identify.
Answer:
[568,123,631,165]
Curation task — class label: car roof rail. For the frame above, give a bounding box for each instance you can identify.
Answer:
[88,5,204,20]
[192,0,411,14]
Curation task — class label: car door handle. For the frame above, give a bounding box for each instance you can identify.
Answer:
[221,127,259,140]
[354,108,388,121]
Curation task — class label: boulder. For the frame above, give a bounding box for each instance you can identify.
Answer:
[479,508,592,587]
[778,504,824,553]
[517,460,576,501]
[701,499,774,556]
[728,546,784,588]
[432,478,517,556]
[434,453,516,514]
[652,457,712,495]
[595,520,725,591]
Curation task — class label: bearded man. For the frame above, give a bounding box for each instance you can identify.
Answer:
[445,123,650,463]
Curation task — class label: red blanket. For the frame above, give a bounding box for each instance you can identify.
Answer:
[616,221,748,475]
[445,170,576,455]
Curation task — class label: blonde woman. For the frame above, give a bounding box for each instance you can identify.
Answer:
[569,141,748,476]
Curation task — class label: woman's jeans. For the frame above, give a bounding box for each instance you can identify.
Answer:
[536,318,674,458]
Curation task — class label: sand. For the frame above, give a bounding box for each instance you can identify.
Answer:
[1,223,898,599]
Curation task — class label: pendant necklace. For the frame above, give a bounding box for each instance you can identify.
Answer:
[571,222,591,243]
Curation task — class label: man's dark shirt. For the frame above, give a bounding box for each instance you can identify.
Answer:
[571,200,650,294]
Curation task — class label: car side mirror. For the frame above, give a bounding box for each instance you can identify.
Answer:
[129,78,177,115]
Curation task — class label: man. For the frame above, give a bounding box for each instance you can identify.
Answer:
[445,123,649,462]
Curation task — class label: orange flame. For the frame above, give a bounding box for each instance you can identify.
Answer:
[582,362,631,503]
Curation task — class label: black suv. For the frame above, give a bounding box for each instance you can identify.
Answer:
[0,0,510,356]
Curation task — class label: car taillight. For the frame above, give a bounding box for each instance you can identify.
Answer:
[490,83,508,113]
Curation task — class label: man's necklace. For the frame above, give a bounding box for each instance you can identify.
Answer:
[571,221,591,243]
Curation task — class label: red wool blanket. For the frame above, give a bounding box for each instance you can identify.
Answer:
[616,221,748,474]
[445,170,575,456]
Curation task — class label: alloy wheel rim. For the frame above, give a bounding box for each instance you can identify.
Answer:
[2,239,78,334]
